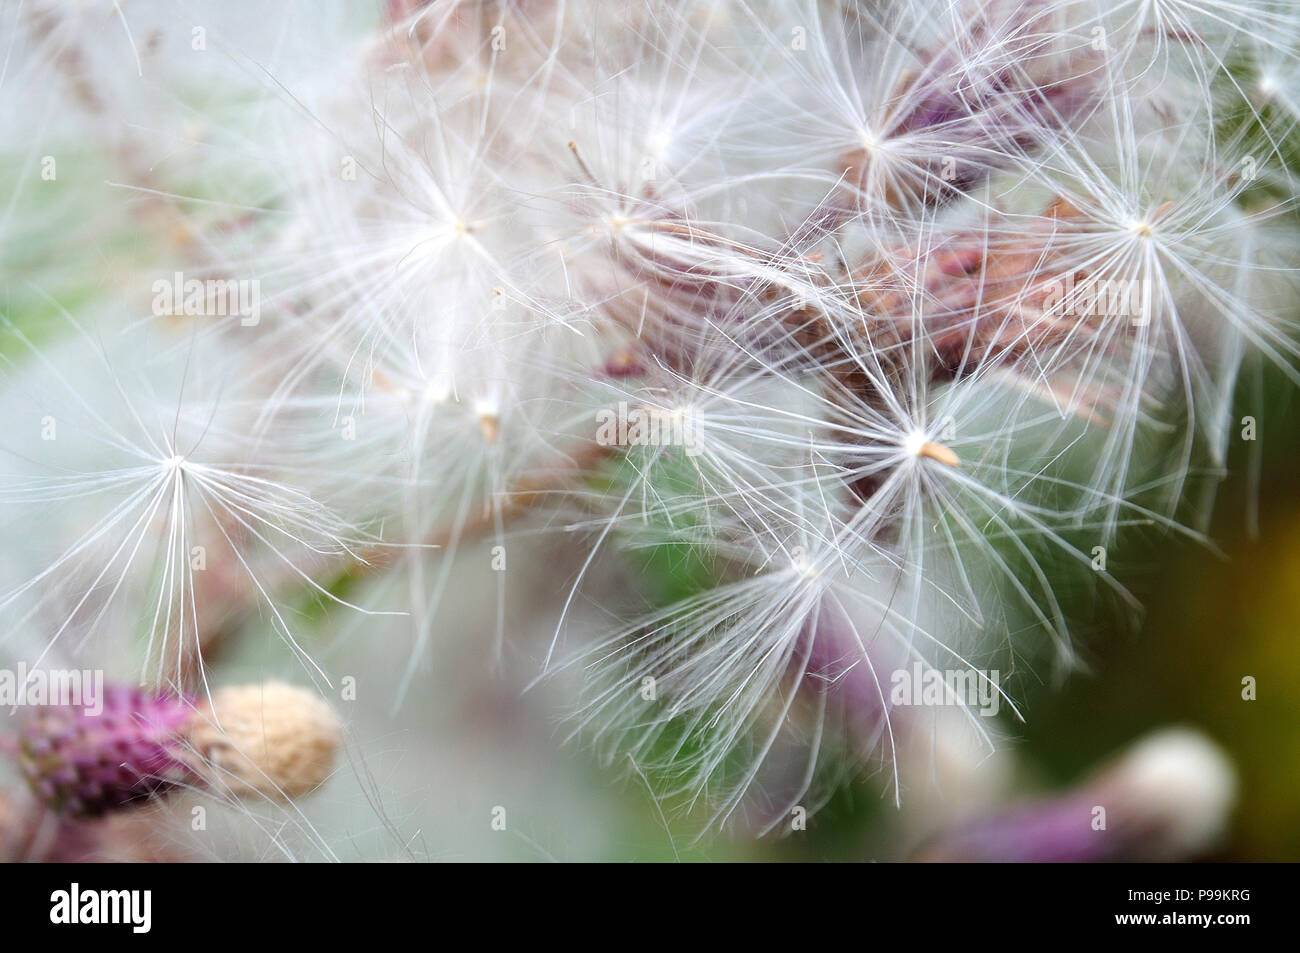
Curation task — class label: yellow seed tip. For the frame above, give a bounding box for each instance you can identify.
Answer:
[918,440,959,467]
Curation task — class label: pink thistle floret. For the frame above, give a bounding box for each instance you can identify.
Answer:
[16,687,195,818]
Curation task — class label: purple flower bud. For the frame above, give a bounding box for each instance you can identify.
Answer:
[917,729,1237,862]
[16,687,195,818]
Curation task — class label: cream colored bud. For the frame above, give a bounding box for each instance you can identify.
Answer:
[188,682,342,801]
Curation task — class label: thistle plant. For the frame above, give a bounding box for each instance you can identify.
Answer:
[0,0,1296,860]
[13,681,341,818]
